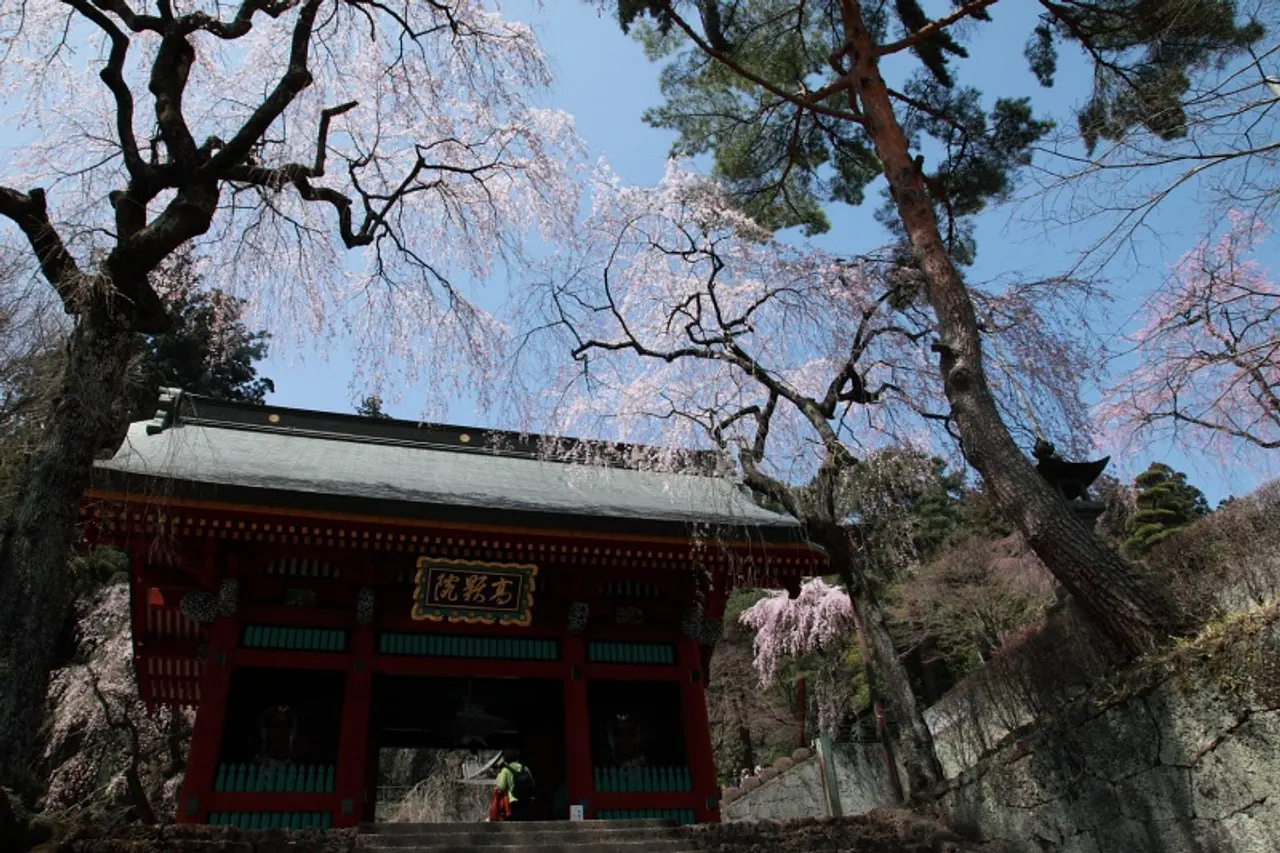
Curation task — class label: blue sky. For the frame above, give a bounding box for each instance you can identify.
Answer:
[255,2,1276,503]
[0,2,1272,502]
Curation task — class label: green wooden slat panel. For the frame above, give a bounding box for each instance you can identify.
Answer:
[378,632,560,660]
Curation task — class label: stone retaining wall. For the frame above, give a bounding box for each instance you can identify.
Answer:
[932,610,1280,853]
[720,743,900,822]
[719,609,1280,853]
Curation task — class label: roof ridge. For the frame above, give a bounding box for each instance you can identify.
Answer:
[147,389,727,477]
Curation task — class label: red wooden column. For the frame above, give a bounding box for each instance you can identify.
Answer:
[563,633,593,819]
[178,617,238,824]
[678,637,719,823]
[335,624,374,828]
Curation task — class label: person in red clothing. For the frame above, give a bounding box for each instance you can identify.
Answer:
[492,749,535,822]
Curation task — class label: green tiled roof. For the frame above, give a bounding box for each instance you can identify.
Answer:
[93,391,799,535]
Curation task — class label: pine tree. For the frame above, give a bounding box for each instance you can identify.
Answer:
[128,252,274,421]
[601,0,1259,656]
[356,395,393,419]
[1123,463,1211,558]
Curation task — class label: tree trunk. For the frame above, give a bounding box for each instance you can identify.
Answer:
[0,304,136,789]
[839,0,1191,658]
[820,527,939,798]
[844,597,905,804]
[848,582,944,797]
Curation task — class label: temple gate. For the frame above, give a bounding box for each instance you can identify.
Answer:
[81,391,820,828]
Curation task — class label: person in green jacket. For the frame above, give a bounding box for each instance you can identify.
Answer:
[495,749,535,821]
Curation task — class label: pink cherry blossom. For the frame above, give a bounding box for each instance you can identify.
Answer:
[1100,212,1280,464]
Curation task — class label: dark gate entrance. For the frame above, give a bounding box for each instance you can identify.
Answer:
[369,676,566,822]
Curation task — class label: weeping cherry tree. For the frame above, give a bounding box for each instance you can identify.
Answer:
[517,162,1095,796]
[0,0,582,786]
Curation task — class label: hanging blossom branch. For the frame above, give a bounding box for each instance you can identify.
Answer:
[738,578,855,732]
[739,579,853,687]
[514,162,1093,491]
[1100,211,1280,458]
[0,0,584,395]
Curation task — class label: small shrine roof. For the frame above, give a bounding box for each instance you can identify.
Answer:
[91,390,798,538]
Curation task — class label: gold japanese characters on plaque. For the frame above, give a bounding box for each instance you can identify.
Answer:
[410,557,537,626]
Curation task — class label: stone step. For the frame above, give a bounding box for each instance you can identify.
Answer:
[360,841,691,853]
[363,830,683,844]
[358,821,691,853]
[362,820,675,835]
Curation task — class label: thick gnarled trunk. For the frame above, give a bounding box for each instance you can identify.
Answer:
[839,0,1190,658]
[0,306,135,789]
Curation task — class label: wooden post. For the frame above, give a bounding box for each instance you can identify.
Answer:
[562,634,593,819]
[335,625,374,828]
[177,617,237,824]
[362,725,381,824]
[678,637,719,823]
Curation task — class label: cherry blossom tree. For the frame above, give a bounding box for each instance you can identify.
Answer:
[740,578,909,800]
[1101,212,1280,460]
[43,580,192,822]
[518,162,1096,796]
[740,580,853,695]
[0,0,582,786]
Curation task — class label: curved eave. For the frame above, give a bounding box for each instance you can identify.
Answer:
[86,468,814,548]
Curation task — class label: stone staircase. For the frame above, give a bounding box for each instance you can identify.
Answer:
[358,820,695,853]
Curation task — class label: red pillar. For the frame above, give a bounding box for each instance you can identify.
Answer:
[335,625,374,828]
[177,617,238,824]
[678,637,719,823]
[563,634,593,819]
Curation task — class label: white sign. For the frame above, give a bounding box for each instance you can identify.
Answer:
[569,805,584,822]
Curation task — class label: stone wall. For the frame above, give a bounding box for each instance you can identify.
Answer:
[721,743,900,822]
[932,608,1280,853]
[722,609,1280,852]
[721,753,826,822]
[923,492,1280,784]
